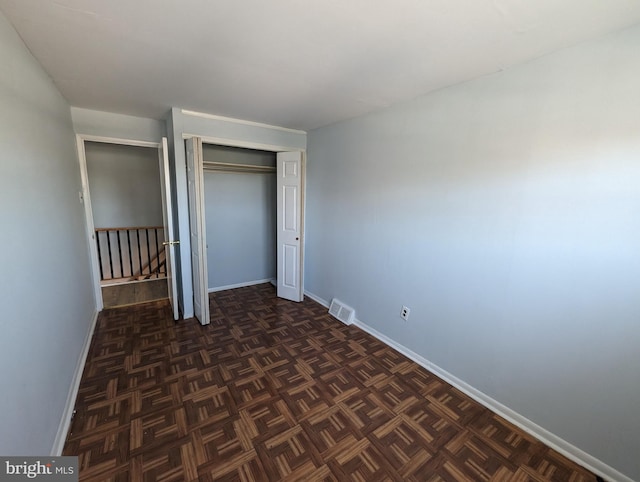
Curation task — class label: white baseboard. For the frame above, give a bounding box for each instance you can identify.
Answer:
[304,290,632,482]
[208,278,274,293]
[304,290,329,307]
[51,310,99,456]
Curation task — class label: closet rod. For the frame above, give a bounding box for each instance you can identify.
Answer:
[202,161,276,174]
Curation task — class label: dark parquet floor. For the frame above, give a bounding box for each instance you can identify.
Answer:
[63,283,598,481]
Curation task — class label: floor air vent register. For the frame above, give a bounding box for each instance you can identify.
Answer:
[328,298,355,325]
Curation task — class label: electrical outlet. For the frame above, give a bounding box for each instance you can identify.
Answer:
[400,306,410,321]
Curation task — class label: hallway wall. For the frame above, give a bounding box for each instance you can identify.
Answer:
[85,142,163,228]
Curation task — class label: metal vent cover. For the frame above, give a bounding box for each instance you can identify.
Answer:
[328,298,355,325]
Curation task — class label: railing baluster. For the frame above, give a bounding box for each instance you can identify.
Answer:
[158,227,167,277]
[116,230,124,278]
[163,229,167,275]
[154,228,160,278]
[106,231,114,279]
[137,229,143,278]
[127,229,133,278]
[95,232,104,280]
[145,228,151,276]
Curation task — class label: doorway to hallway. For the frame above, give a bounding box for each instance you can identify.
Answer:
[77,136,179,317]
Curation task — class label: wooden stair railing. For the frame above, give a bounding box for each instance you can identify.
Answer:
[95,226,167,281]
[132,248,166,281]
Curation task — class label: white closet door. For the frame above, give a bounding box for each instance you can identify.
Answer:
[277,151,304,302]
[158,137,179,320]
[186,137,210,325]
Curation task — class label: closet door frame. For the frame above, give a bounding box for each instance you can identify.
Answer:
[182,134,306,303]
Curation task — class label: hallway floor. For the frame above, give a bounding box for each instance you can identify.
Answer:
[101,278,167,308]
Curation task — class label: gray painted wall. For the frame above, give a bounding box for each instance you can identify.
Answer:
[203,145,276,290]
[306,26,640,480]
[0,11,94,454]
[71,107,166,142]
[85,142,163,228]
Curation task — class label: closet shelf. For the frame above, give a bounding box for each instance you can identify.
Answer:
[203,161,275,174]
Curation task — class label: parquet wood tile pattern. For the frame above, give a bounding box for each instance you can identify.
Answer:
[64,283,598,481]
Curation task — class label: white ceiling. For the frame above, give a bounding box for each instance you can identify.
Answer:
[2,0,640,131]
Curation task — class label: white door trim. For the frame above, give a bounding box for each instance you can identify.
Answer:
[182,133,300,153]
[78,134,159,149]
[76,134,162,312]
[181,110,307,136]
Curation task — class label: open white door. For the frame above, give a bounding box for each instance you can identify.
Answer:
[277,151,304,302]
[159,138,179,320]
[186,137,210,325]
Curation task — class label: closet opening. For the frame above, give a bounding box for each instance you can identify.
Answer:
[185,136,305,325]
[203,144,277,293]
